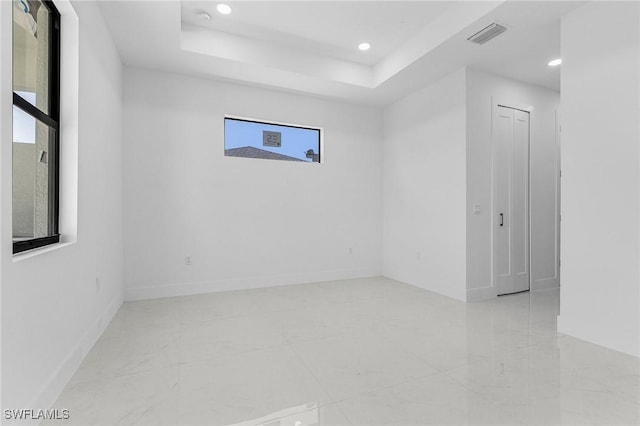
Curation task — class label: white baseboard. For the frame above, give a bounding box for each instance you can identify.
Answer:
[376,270,467,302]
[29,292,123,414]
[466,285,496,302]
[125,267,382,301]
[531,277,559,291]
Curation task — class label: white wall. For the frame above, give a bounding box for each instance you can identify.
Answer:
[559,1,640,357]
[1,0,124,413]
[123,68,382,300]
[465,68,560,300]
[383,69,467,301]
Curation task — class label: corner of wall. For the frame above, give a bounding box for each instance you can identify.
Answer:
[381,67,467,302]
[558,0,639,358]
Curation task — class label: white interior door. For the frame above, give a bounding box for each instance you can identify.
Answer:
[495,105,530,295]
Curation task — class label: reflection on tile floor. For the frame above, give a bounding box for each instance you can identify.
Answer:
[45,277,639,425]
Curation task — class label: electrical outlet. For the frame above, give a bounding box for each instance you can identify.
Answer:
[95,277,101,293]
[348,247,354,255]
[416,251,421,260]
[185,256,192,266]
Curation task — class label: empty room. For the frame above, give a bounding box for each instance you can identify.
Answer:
[1,0,639,425]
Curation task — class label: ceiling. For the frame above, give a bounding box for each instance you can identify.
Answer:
[182,1,454,66]
[98,1,581,106]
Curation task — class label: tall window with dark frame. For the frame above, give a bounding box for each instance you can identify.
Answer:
[12,0,61,253]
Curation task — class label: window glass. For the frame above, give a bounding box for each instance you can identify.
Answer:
[13,0,51,114]
[13,106,54,240]
[224,118,321,163]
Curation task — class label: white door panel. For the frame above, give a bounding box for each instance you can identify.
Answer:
[496,107,514,294]
[495,106,530,295]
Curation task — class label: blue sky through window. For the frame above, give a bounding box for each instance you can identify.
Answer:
[225,118,320,162]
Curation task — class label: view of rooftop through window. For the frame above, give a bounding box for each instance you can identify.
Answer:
[224,117,321,163]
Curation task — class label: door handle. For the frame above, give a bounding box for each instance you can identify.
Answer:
[500,213,504,227]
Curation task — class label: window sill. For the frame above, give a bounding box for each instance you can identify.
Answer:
[12,241,74,263]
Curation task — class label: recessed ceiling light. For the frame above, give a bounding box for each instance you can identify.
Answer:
[548,58,562,67]
[217,3,232,15]
[197,10,211,21]
[358,42,371,51]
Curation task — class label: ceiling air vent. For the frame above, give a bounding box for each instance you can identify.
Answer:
[467,23,507,45]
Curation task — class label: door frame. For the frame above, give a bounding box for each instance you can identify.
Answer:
[491,98,533,296]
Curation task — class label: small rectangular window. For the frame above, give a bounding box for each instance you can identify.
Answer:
[12,0,61,254]
[224,117,321,163]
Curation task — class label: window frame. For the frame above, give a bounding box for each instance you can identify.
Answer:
[12,0,61,254]
[224,116,322,163]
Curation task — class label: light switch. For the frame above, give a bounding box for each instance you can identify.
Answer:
[473,204,481,215]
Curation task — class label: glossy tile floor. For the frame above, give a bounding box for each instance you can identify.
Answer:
[47,277,639,425]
